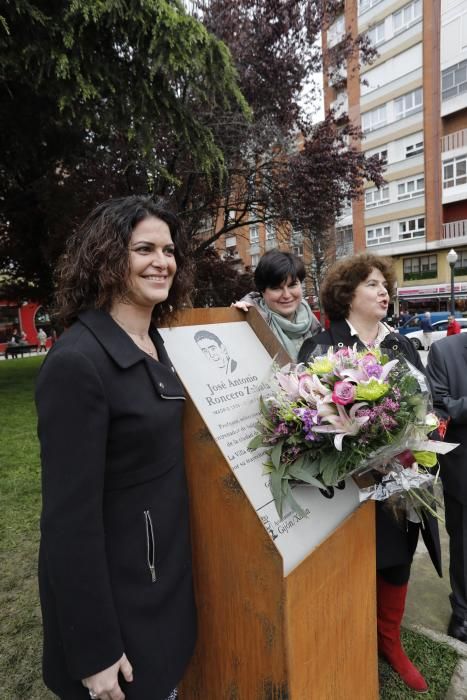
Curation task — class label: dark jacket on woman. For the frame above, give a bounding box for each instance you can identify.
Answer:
[36,309,196,700]
[298,319,442,577]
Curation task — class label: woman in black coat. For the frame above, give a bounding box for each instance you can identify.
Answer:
[36,196,196,700]
[298,253,441,694]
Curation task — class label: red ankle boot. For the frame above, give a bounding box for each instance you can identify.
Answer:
[377,575,428,693]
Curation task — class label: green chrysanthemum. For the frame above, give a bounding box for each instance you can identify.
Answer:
[307,358,333,375]
[355,379,389,401]
[413,450,438,468]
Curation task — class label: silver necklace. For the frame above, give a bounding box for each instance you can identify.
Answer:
[111,315,157,358]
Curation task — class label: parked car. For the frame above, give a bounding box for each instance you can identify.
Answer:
[398,311,462,335]
[406,318,467,350]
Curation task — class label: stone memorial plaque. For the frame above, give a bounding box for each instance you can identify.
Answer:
[160,321,361,575]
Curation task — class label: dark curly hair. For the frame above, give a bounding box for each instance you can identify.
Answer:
[55,196,193,327]
[254,250,305,292]
[321,253,396,321]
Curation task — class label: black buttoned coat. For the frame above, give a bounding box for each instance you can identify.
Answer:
[36,310,196,700]
[426,333,467,506]
[298,320,442,577]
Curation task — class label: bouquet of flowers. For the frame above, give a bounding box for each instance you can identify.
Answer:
[248,346,448,518]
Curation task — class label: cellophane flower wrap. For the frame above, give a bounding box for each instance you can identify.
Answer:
[248,346,443,518]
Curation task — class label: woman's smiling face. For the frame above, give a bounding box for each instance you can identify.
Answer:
[262,276,303,319]
[126,216,177,309]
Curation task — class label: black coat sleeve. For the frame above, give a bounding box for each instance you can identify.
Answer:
[36,348,124,680]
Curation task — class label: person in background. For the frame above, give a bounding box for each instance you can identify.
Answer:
[298,253,441,693]
[37,327,48,352]
[10,327,21,344]
[399,309,412,326]
[446,314,461,336]
[231,250,321,360]
[427,334,467,644]
[36,196,196,700]
[420,311,433,350]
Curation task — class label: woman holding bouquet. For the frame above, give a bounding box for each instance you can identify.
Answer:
[36,196,196,700]
[232,250,321,360]
[298,253,441,693]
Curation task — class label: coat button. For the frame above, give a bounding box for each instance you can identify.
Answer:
[159,382,165,389]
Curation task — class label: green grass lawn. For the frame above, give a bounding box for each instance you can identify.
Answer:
[0,357,54,699]
[0,357,459,699]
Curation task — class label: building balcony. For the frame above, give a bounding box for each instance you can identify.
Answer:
[443,219,467,240]
[441,128,467,153]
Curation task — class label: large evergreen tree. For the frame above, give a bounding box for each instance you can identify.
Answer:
[0,0,248,297]
[0,0,384,303]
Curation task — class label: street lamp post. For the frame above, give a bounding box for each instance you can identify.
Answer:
[447,248,459,315]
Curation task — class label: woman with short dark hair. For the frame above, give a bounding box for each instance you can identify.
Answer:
[232,250,321,359]
[36,195,196,700]
[298,253,441,694]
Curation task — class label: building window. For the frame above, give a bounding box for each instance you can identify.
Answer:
[251,253,260,269]
[359,0,384,14]
[393,0,422,34]
[265,222,276,250]
[442,59,467,102]
[455,250,467,275]
[336,226,354,257]
[367,20,385,46]
[365,185,390,209]
[403,254,436,280]
[405,140,423,158]
[443,154,467,188]
[394,88,423,120]
[397,176,424,200]
[328,15,345,45]
[225,235,237,248]
[366,225,391,246]
[265,222,275,239]
[398,217,425,240]
[362,104,387,132]
[249,225,259,244]
[292,243,304,257]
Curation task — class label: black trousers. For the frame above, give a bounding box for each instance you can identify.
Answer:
[378,521,419,586]
[444,490,467,620]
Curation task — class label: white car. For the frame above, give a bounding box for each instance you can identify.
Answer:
[406,318,467,350]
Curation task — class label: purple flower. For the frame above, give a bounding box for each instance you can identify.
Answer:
[360,353,379,369]
[365,364,384,379]
[274,422,290,436]
[332,381,356,406]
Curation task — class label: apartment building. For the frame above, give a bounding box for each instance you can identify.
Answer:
[324,0,467,313]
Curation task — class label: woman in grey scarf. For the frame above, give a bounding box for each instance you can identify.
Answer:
[232,250,321,360]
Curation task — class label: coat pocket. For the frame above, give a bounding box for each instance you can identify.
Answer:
[143,510,157,583]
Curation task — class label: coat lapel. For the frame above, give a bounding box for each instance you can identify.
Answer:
[78,309,185,399]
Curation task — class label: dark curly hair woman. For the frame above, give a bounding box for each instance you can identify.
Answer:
[298,253,441,694]
[36,196,196,700]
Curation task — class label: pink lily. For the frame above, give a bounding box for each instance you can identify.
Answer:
[298,373,332,406]
[276,370,300,400]
[340,358,399,384]
[313,402,370,451]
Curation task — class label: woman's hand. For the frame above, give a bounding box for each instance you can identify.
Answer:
[231,301,252,312]
[82,653,133,700]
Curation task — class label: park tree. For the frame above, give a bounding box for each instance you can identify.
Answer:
[0,0,248,298]
[0,0,384,304]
